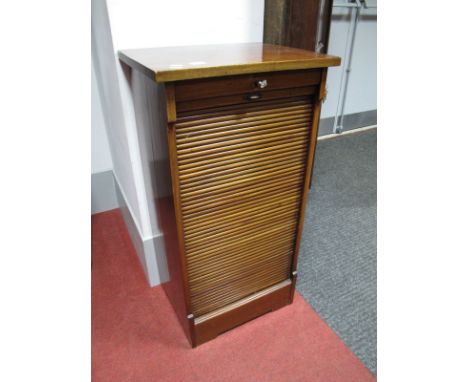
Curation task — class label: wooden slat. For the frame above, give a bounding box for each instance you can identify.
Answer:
[187,241,294,286]
[176,115,312,147]
[189,245,292,285]
[182,189,302,235]
[177,129,309,161]
[191,267,288,305]
[178,136,307,171]
[180,151,305,180]
[185,211,299,252]
[176,108,312,136]
[185,220,298,261]
[180,166,304,204]
[189,256,291,297]
[179,145,307,181]
[180,154,306,191]
[187,225,295,268]
[180,159,306,194]
[175,96,313,316]
[188,242,294,283]
[185,239,293,286]
[176,105,312,133]
[181,172,303,215]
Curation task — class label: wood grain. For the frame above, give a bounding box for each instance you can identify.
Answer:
[118,43,340,82]
[173,96,313,316]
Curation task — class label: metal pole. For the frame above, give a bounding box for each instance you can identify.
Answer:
[315,0,326,53]
[332,0,362,134]
[362,0,377,9]
[333,2,359,8]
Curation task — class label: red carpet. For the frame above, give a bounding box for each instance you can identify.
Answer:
[92,209,375,382]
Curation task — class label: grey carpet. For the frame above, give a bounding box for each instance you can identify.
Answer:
[296,129,377,375]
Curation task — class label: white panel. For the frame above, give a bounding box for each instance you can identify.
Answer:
[130,71,170,236]
[92,0,143,231]
[91,64,113,174]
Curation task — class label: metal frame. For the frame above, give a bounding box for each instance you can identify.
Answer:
[315,0,327,53]
[332,0,376,134]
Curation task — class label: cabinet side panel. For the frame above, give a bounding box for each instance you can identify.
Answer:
[123,68,190,338]
[161,83,198,344]
[290,68,328,293]
[148,83,191,340]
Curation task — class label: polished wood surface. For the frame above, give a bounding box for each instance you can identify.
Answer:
[118,43,340,82]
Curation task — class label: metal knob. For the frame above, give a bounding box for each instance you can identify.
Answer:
[255,79,268,89]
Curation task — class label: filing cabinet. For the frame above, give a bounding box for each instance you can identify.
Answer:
[119,43,340,347]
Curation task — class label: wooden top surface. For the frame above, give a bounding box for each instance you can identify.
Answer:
[118,43,341,82]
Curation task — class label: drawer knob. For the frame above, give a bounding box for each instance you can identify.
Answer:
[255,79,268,89]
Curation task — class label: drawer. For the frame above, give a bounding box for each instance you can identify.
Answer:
[174,69,322,102]
[176,86,317,114]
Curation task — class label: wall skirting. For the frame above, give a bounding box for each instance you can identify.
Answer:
[92,170,168,287]
[91,170,118,214]
[318,109,377,136]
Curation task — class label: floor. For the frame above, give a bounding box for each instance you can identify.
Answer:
[297,128,377,374]
[92,209,375,382]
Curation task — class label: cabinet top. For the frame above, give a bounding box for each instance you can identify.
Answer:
[118,43,340,83]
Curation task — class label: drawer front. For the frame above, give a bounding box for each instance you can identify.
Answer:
[174,96,314,316]
[174,69,321,102]
[176,86,317,114]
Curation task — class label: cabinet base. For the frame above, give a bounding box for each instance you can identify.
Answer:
[190,279,293,347]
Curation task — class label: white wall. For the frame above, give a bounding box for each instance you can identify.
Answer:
[106,0,264,49]
[91,64,113,174]
[321,3,377,118]
[92,0,152,240]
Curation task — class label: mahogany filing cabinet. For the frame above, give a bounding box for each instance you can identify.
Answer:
[118,43,340,347]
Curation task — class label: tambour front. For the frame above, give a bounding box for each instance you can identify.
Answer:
[119,43,340,347]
